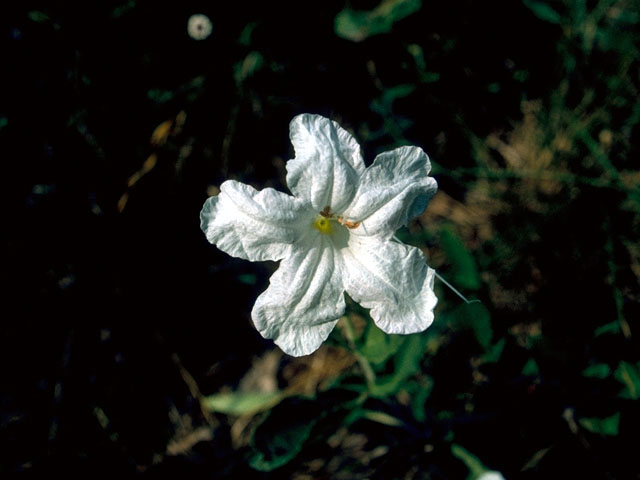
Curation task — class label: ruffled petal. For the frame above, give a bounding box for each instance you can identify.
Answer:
[342,146,437,238]
[342,235,437,334]
[251,235,345,356]
[287,114,366,213]
[200,180,310,262]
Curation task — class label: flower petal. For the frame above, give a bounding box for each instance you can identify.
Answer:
[342,146,437,238]
[200,180,310,262]
[287,114,366,213]
[342,235,437,334]
[251,235,345,356]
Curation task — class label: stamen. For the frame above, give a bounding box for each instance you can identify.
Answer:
[337,217,361,229]
[320,206,332,218]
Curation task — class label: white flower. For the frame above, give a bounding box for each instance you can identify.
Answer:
[200,114,438,356]
[187,14,212,41]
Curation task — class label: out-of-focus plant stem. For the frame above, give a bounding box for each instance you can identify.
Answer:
[341,316,376,391]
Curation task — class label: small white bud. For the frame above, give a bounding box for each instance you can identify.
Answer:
[187,14,212,41]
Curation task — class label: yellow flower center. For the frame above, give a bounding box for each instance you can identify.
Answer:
[313,215,333,235]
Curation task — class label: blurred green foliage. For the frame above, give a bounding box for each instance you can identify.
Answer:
[579,412,621,437]
[204,391,284,416]
[439,226,482,291]
[3,0,640,478]
[615,361,640,399]
[249,397,320,471]
[335,0,422,42]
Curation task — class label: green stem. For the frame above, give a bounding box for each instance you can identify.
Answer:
[603,216,631,339]
[341,316,376,391]
[451,444,488,478]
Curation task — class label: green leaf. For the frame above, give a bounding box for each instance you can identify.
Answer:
[382,84,415,105]
[514,70,529,82]
[238,22,258,46]
[579,412,620,436]
[234,51,264,85]
[594,320,620,337]
[407,44,441,83]
[27,11,51,23]
[409,379,433,422]
[203,391,284,416]
[237,273,257,285]
[335,0,422,42]
[437,410,454,421]
[582,363,611,379]
[453,302,493,349]
[522,358,540,376]
[483,338,505,364]
[440,225,481,291]
[27,10,61,30]
[487,82,501,93]
[451,444,488,478]
[360,322,403,367]
[111,0,136,19]
[523,0,562,24]
[250,421,315,471]
[370,333,428,397]
[147,88,174,104]
[249,397,319,471]
[614,362,640,399]
[422,72,440,83]
[360,409,404,427]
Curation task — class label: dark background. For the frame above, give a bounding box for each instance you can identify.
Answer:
[2,0,639,477]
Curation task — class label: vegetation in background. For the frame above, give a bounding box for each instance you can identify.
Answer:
[1,0,639,477]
